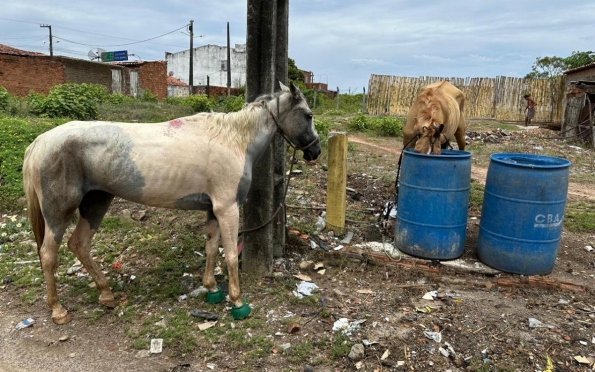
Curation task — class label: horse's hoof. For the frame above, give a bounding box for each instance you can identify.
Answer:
[99,293,116,308]
[231,301,251,320]
[52,313,72,325]
[205,286,224,304]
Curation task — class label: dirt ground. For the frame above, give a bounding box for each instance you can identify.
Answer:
[1,123,595,372]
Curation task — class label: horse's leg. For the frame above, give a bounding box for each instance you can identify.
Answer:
[216,205,250,319]
[67,191,115,308]
[39,224,72,324]
[203,210,221,292]
[454,123,466,150]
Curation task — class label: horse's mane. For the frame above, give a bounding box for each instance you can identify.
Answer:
[188,90,287,153]
[416,90,441,123]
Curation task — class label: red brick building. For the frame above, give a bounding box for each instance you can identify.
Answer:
[0,44,167,100]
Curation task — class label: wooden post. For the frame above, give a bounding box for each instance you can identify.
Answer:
[272,0,288,258]
[326,132,347,233]
[362,87,366,113]
[335,87,340,110]
[243,0,289,274]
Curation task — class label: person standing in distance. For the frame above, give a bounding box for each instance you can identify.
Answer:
[524,94,537,126]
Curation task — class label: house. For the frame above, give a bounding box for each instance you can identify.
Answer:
[561,63,595,145]
[167,74,189,97]
[0,44,168,100]
[165,44,247,89]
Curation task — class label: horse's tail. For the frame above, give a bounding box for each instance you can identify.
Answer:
[23,142,45,251]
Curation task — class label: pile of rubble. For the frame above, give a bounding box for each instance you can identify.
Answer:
[466,128,513,144]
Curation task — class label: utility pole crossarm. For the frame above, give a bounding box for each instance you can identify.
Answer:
[40,24,53,57]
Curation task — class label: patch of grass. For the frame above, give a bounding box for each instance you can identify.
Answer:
[330,332,352,358]
[100,216,137,233]
[469,179,485,213]
[283,341,313,364]
[226,328,274,361]
[127,309,198,355]
[565,200,595,232]
[0,116,64,212]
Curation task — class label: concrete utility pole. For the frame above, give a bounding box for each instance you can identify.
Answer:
[243,0,289,274]
[189,20,194,95]
[40,24,53,57]
[226,22,232,96]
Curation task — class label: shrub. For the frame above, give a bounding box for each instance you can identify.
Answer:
[137,90,158,103]
[34,83,108,120]
[104,93,134,105]
[222,95,245,113]
[163,96,187,106]
[347,111,369,131]
[314,117,330,146]
[185,94,212,113]
[371,116,404,136]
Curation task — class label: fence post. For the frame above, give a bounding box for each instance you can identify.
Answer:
[362,87,366,113]
[206,76,210,98]
[335,87,340,110]
[326,132,347,233]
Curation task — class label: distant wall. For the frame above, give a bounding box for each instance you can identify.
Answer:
[193,85,241,97]
[137,61,167,101]
[0,55,64,96]
[0,54,167,100]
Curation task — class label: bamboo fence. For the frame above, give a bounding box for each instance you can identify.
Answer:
[367,75,566,123]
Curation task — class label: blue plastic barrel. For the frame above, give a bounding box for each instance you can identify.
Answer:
[477,153,571,275]
[395,148,471,259]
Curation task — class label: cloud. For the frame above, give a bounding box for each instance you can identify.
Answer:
[350,58,390,66]
[413,55,455,63]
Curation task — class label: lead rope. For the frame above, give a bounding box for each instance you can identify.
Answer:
[379,134,419,222]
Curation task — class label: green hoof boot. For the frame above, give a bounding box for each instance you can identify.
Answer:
[205,287,224,304]
[231,301,251,320]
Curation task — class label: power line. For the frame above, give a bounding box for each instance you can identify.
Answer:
[0,17,40,25]
[1,17,189,49]
[53,24,188,48]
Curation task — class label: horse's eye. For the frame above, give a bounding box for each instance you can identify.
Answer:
[306,113,313,120]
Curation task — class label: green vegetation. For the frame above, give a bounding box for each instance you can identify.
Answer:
[565,200,595,232]
[347,111,404,136]
[526,50,595,78]
[0,116,63,211]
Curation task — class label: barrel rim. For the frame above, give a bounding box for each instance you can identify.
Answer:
[403,148,471,158]
[489,152,571,169]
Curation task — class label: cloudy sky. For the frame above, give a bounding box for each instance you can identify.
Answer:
[1,1,593,93]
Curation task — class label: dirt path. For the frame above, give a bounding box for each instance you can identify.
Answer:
[348,135,595,201]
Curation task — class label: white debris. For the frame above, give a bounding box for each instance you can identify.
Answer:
[292,281,319,298]
[332,318,365,336]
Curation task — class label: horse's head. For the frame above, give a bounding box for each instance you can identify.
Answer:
[414,123,444,155]
[275,81,321,161]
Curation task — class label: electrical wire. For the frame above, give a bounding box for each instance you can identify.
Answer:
[53,25,188,48]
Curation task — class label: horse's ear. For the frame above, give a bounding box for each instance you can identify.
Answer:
[289,81,301,99]
[279,81,290,92]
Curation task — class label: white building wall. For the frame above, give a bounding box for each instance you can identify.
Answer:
[166,44,246,88]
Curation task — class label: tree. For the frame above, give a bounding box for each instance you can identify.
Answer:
[525,56,566,79]
[564,51,595,70]
[288,58,303,84]
[525,51,595,78]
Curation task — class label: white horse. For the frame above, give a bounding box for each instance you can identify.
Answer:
[23,82,320,324]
